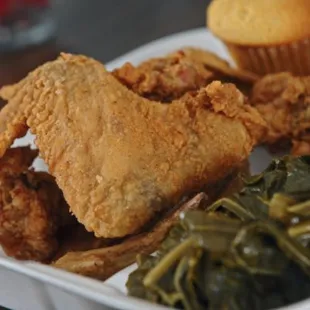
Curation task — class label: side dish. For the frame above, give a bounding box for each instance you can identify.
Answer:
[127,156,310,310]
[207,0,310,76]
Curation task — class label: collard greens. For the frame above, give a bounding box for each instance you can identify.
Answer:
[127,156,310,310]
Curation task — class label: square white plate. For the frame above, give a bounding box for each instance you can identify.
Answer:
[0,28,309,310]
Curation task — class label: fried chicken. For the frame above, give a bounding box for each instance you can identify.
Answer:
[53,192,209,280]
[113,47,258,102]
[292,139,310,156]
[0,146,72,262]
[0,53,266,238]
[251,72,310,148]
[53,158,251,280]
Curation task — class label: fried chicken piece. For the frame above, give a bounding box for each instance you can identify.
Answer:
[0,147,72,262]
[53,160,250,280]
[113,50,213,102]
[53,192,210,280]
[292,139,310,156]
[113,47,258,102]
[0,80,29,155]
[53,161,249,279]
[251,72,310,145]
[0,54,266,238]
[181,48,258,84]
[53,224,112,261]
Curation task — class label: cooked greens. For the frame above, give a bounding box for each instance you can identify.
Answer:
[127,156,310,310]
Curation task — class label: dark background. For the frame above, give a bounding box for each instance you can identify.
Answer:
[0,0,211,88]
[0,1,210,309]
[53,0,211,62]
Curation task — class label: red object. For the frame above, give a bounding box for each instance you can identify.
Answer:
[0,0,48,18]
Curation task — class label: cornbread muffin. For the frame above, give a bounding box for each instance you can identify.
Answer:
[207,0,310,76]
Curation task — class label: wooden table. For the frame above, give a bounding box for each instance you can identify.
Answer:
[0,1,210,309]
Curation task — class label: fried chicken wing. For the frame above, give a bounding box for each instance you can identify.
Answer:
[0,79,29,155]
[0,54,266,238]
[0,147,72,262]
[251,72,310,146]
[53,192,210,280]
[113,47,258,102]
[53,161,250,280]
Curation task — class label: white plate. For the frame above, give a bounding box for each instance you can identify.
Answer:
[0,27,309,310]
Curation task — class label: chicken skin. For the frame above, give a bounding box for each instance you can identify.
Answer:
[0,147,72,262]
[291,139,310,156]
[0,54,266,238]
[251,72,310,150]
[113,47,258,102]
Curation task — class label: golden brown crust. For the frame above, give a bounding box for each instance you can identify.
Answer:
[251,72,310,145]
[0,147,71,262]
[113,50,215,102]
[113,47,257,102]
[0,79,29,157]
[53,163,248,279]
[292,139,310,156]
[181,47,258,83]
[207,0,310,45]
[53,193,209,280]
[0,53,265,238]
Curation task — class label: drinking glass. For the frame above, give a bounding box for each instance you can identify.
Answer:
[0,0,56,52]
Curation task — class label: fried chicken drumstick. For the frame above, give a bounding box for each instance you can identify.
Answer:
[0,54,265,238]
[0,147,72,262]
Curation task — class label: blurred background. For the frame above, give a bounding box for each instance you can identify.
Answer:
[53,0,210,61]
[0,0,211,90]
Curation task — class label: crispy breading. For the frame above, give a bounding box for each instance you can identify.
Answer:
[113,47,258,102]
[0,147,72,262]
[251,72,310,145]
[53,193,210,280]
[0,54,265,238]
[113,49,215,102]
[52,160,251,280]
[292,139,310,156]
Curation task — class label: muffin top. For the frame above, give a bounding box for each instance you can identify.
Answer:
[207,0,310,46]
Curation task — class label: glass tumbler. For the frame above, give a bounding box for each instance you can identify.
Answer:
[0,0,56,52]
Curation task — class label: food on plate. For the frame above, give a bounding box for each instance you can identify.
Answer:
[207,0,310,76]
[3,40,310,308]
[250,72,310,152]
[51,217,114,262]
[1,3,310,306]
[113,47,258,101]
[53,192,209,280]
[0,147,109,263]
[0,147,73,262]
[178,48,258,85]
[292,139,310,156]
[0,53,266,239]
[53,162,249,280]
[127,155,310,310]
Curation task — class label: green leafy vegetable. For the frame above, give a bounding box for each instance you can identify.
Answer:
[127,156,310,309]
[207,156,310,225]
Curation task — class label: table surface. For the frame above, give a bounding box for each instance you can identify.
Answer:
[0,1,210,309]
